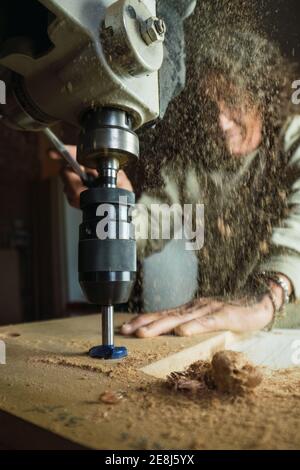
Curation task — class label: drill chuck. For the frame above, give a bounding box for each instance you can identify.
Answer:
[79,186,136,306]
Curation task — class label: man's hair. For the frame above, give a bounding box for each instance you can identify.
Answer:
[193,29,298,145]
[140,27,298,178]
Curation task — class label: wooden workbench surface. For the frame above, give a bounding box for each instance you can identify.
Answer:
[0,314,300,450]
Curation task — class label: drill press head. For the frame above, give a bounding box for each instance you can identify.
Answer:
[0,0,165,132]
[0,0,197,133]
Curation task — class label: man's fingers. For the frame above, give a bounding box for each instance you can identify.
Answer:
[49,145,77,162]
[121,312,167,335]
[147,298,211,318]
[49,144,99,209]
[174,300,273,336]
[121,298,216,336]
[60,169,86,209]
[85,168,98,177]
[49,150,62,161]
[60,145,97,178]
[65,145,77,158]
[174,308,235,336]
[134,301,225,338]
[121,302,198,335]
[123,297,274,339]
[117,170,133,192]
[50,146,98,177]
[51,147,97,177]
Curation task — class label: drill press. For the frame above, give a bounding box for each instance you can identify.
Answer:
[0,0,197,359]
[0,0,165,359]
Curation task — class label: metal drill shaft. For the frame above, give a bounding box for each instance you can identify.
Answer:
[89,304,127,359]
[102,306,114,347]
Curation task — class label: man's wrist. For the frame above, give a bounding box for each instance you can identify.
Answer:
[277,274,293,296]
[265,273,293,310]
[267,280,285,311]
[256,271,292,331]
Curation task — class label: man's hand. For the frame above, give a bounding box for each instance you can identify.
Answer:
[121,294,275,338]
[49,145,133,209]
[121,273,294,338]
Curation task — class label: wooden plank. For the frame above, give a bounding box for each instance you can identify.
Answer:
[231,329,300,369]
[140,331,246,378]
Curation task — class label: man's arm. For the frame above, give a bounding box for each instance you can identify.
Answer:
[259,116,300,304]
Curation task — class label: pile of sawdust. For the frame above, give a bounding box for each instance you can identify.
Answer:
[30,347,165,381]
[167,351,263,396]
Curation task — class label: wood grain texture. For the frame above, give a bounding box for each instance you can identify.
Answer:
[0,313,299,450]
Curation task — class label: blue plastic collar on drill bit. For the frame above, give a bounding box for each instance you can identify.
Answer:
[88,345,128,360]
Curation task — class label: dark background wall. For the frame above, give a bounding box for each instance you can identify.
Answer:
[259,0,300,62]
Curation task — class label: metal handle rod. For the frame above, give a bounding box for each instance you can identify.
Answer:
[43,127,90,185]
[102,306,114,347]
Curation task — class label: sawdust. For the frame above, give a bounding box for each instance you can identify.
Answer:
[120,364,300,449]
[99,391,124,405]
[31,355,109,374]
[167,351,263,396]
[136,366,300,450]
[28,347,300,449]
[0,332,21,339]
[30,348,164,381]
[211,350,263,394]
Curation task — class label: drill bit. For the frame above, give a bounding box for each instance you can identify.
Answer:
[101,306,114,347]
[88,306,128,360]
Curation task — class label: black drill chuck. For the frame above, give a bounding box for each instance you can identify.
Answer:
[79,186,136,306]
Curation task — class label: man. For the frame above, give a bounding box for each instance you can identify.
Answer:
[56,29,300,337]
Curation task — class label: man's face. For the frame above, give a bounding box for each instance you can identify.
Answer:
[217,99,263,158]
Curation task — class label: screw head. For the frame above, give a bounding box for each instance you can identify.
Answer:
[141,16,166,46]
[154,18,166,36]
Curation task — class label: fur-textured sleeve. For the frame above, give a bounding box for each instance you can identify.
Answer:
[259,116,300,301]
